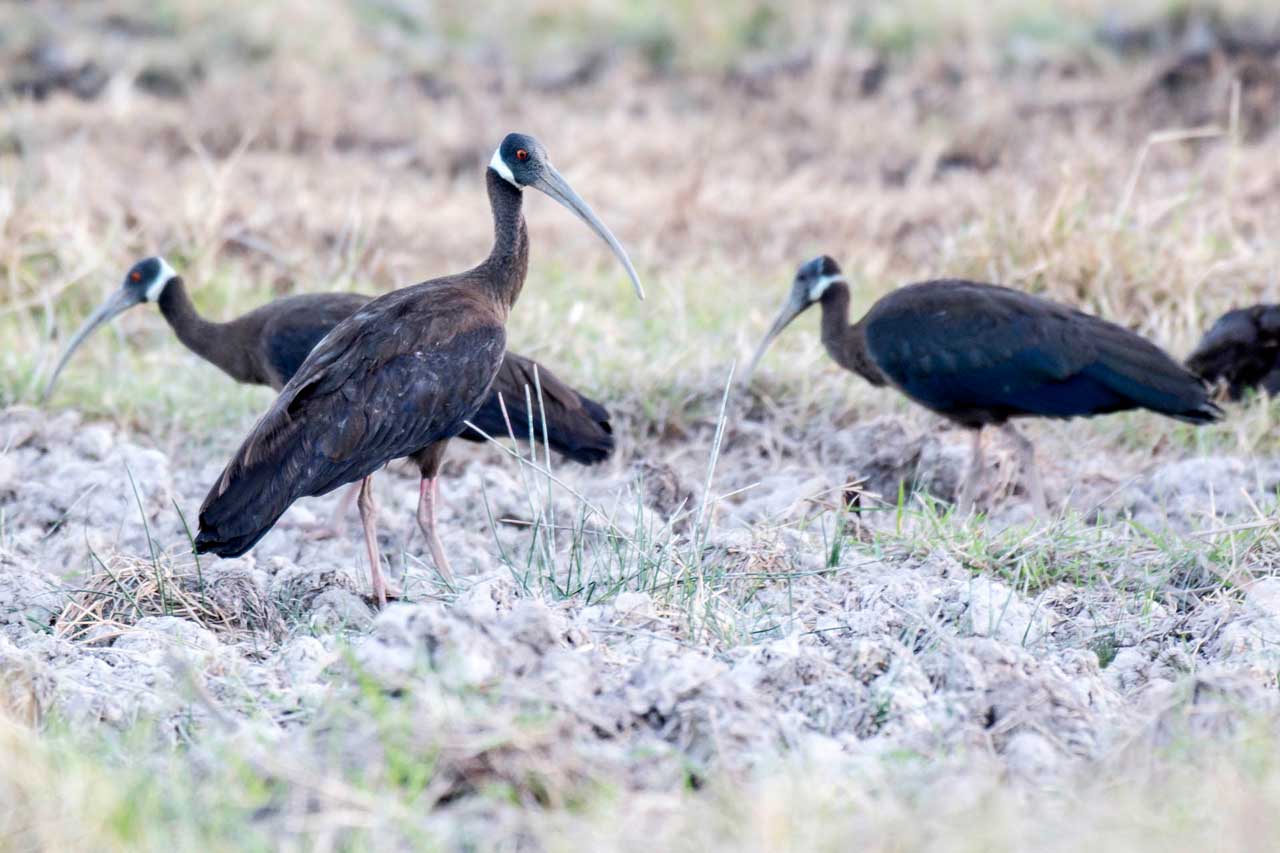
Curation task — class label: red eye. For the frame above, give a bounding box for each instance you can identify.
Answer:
[515,149,529,161]
[130,272,142,282]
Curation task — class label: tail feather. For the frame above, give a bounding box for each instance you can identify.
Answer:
[1088,324,1222,423]
[457,352,616,465]
[579,395,611,426]
[194,414,325,558]
[547,391,614,465]
[461,389,615,465]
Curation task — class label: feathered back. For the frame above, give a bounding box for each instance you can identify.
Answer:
[862,280,1222,427]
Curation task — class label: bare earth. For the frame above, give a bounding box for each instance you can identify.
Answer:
[4,2,1280,850]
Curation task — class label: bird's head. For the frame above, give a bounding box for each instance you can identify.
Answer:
[42,256,178,402]
[487,132,645,300]
[121,256,179,304]
[793,255,845,305]
[488,133,550,188]
[745,255,846,380]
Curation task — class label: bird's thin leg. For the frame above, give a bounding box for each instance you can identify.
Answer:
[956,428,985,517]
[416,477,456,585]
[1001,422,1048,516]
[357,476,389,607]
[302,481,359,541]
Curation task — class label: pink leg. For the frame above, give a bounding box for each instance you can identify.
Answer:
[357,476,389,607]
[417,477,456,584]
[1001,422,1048,516]
[956,428,985,516]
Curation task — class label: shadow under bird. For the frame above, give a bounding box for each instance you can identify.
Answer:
[191,132,643,605]
[747,256,1222,514]
[43,258,616,535]
[1185,304,1280,400]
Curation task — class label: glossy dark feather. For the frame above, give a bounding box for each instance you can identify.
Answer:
[460,352,614,464]
[195,284,505,557]
[861,280,1221,427]
[256,293,369,386]
[1186,304,1280,399]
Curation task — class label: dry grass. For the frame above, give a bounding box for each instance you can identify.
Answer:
[542,728,1280,852]
[5,0,1280,850]
[54,552,282,643]
[1,691,1280,852]
[5,0,1279,439]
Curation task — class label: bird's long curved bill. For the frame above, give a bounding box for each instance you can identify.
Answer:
[41,288,141,402]
[534,165,645,301]
[745,297,806,383]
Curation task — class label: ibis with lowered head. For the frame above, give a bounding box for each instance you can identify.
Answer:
[748,256,1221,514]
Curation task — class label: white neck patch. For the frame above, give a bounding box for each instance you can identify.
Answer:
[489,148,518,186]
[146,257,177,302]
[808,273,845,302]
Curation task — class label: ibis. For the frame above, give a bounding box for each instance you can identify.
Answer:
[1186,304,1280,400]
[748,256,1221,514]
[194,133,643,604]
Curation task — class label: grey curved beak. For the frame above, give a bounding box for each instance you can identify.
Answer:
[534,164,645,301]
[745,296,807,384]
[41,288,143,402]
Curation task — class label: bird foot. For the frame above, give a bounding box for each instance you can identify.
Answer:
[364,578,404,609]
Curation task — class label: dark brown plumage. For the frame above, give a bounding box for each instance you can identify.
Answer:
[193,133,643,603]
[750,256,1221,513]
[197,280,510,591]
[1186,304,1280,400]
[463,352,614,465]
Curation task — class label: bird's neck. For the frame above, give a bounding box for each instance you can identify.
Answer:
[819,282,880,384]
[156,278,257,383]
[481,169,530,313]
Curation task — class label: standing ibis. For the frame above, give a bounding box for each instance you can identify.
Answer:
[748,256,1221,514]
[193,133,643,604]
[1185,304,1280,400]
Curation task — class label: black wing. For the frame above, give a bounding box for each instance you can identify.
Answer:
[459,352,615,465]
[257,293,371,386]
[195,290,505,557]
[864,280,1220,426]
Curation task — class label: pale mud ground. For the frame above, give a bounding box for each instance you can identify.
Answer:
[4,391,1280,839]
[5,3,1280,842]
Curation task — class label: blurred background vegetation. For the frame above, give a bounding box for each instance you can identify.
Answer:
[2,0,1279,443]
[5,4,1280,851]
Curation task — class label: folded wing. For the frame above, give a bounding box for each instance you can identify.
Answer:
[195,290,505,557]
